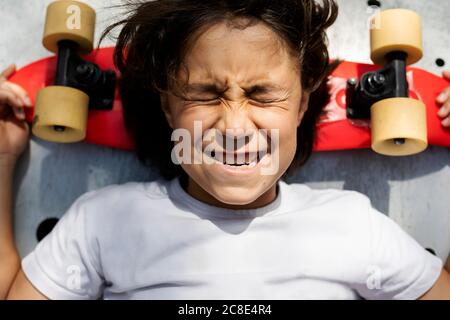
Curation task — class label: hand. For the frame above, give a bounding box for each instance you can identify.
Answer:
[0,64,32,165]
[436,70,450,127]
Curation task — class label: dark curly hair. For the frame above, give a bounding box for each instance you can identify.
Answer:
[101,0,339,179]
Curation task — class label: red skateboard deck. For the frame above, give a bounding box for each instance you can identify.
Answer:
[7,46,450,153]
[9,47,135,151]
[317,61,450,152]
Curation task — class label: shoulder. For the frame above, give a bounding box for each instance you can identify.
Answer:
[281,181,372,213]
[279,181,376,241]
[77,178,170,202]
[67,178,173,221]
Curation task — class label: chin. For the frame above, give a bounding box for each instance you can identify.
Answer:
[209,184,265,206]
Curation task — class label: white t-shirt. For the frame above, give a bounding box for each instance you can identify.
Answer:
[21,177,443,300]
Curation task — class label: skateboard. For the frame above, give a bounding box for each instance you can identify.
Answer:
[8,0,134,151]
[9,46,134,151]
[7,2,450,156]
[316,61,450,153]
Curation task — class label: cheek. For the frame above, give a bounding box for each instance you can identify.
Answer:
[169,110,214,151]
[254,108,299,135]
[278,122,298,158]
[172,103,218,129]
[249,110,299,169]
[267,112,299,161]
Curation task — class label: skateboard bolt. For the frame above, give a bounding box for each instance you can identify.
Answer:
[393,138,405,145]
[369,73,385,89]
[76,64,95,82]
[347,78,358,86]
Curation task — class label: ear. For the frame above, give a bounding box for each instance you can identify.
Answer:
[160,93,174,129]
[297,90,310,127]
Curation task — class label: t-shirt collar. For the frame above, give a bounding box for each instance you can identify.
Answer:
[167,176,283,219]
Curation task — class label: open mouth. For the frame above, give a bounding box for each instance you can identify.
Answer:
[204,149,269,167]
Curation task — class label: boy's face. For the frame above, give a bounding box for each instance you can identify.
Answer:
[161,20,309,207]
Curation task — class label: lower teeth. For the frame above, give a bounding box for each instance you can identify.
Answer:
[225,161,257,167]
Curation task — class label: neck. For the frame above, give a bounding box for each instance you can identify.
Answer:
[183,175,278,210]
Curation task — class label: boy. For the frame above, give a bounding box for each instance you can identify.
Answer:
[1,0,450,299]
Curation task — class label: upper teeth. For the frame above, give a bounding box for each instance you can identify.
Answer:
[207,149,263,165]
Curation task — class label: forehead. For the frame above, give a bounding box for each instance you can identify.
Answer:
[179,20,300,84]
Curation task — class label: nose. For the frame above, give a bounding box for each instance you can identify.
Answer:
[216,107,257,152]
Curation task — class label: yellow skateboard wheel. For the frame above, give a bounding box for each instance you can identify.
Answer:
[371,97,427,156]
[32,86,89,143]
[43,0,96,54]
[370,9,423,66]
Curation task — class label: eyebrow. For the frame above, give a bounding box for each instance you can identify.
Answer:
[183,83,227,94]
[244,83,286,95]
[182,82,286,95]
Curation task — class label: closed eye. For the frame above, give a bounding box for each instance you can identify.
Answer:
[183,98,221,105]
[250,98,287,104]
[185,98,219,102]
[189,98,219,102]
[183,96,286,104]
[254,99,278,103]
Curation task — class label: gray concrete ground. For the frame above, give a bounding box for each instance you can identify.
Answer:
[0,0,449,261]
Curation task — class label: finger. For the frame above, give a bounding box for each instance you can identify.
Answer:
[443,70,450,81]
[436,87,450,104]
[438,102,450,118]
[441,116,450,127]
[0,90,26,120]
[1,82,32,107]
[0,64,16,80]
[0,89,23,107]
